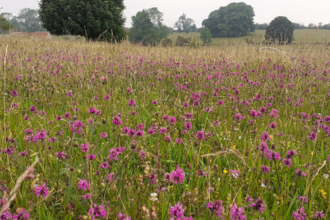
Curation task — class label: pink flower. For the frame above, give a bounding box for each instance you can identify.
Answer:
[33,183,49,198]
[100,132,108,139]
[78,179,90,191]
[88,204,107,220]
[170,166,185,184]
[104,94,110,101]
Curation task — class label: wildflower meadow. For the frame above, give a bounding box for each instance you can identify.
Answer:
[0,38,330,220]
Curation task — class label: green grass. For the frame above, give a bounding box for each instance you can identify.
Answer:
[169,29,330,44]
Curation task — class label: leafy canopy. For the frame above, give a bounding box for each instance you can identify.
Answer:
[39,0,126,42]
[0,8,12,31]
[202,2,255,37]
[200,27,212,45]
[129,7,169,46]
[174,14,195,33]
[266,16,294,44]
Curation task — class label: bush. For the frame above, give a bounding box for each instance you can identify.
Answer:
[175,36,190,46]
[200,27,212,45]
[162,38,172,47]
[266,16,294,44]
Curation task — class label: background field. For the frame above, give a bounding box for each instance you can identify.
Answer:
[169,29,330,45]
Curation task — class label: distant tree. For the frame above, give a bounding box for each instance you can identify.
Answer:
[265,16,294,44]
[174,36,190,46]
[14,8,45,32]
[0,9,12,31]
[202,2,255,37]
[174,14,195,33]
[39,0,126,42]
[255,23,268,30]
[200,27,212,45]
[293,22,307,29]
[129,7,169,46]
[188,24,197,32]
[308,23,317,29]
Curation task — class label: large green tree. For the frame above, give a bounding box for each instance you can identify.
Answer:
[39,0,126,42]
[0,9,12,31]
[265,16,294,44]
[129,7,169,46]
[202,2,255,37]
[174,14,195,33]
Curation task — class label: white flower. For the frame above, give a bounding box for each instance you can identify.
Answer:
[218,178,221,182]
[150,193,158,201]
[323,174,329,179]
[261,183,266,188]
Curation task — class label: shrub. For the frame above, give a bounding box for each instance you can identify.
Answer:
[265,16,294,44]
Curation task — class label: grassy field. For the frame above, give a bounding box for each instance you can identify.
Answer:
[169,29,330,45]
[0,37,330,219]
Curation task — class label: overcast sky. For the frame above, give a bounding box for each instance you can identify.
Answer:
[2,0,330,27]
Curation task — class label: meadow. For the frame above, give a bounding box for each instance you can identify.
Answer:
[169,29,330,45]
[0,36,330,220]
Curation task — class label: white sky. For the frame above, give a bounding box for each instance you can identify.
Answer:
[2,0,330,28]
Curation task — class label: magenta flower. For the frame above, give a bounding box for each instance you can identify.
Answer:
[309,132,317,140]
[175,138,183,144]
[282,158,292,168]
[269,122,277,129]
[128,99,136,106]
[261,165,270,174]
[55,152,66,159]
[169,202,185,219]
[100,161,109,169]
[249,197,265,213]
[10,89,19,97]
[112,116,122,126]
[207,199,223,217]
[118,213,131,220]
[11,208,30,220]
[78,179,90,191]
[64,112,71,119]
[136,123,144,130]
[33,183,49,198]
[30,105,36,112]
[152,100,158,105]
[260,132,271,142]
[148,172,158,184]
[218,100,224,105]
[100,132,108,139]
[295,169,306,177]
[148,128,155,135]
[87,154,96,160]
[298,196,308,204]
[104,94,110,101]
[268,151,280,160]
[196,131,205,140]
[81,143,90,152]
[313,211,325,218]
[230,169,240,178]
[197,170,207,177]
[293,207,308,220]
[230,203,247,220]
[88,203,107,220]
[139,150,146,159]
[159,127,167,135]
[170,166,185,184]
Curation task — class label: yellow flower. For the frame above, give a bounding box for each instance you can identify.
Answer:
[232,145,236,149]
[320,189,327,198]
[311,151,314,156]
[223,169,228,174]
[269,135,273,140]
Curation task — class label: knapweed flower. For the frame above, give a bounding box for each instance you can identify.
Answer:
[313,211,325,218]
[100,132,108,139]
[112,116,122,126]
[78,179,90,191]
[118,213,131,220]
[169,202,185,220]
[295,169,306,177]
[148,172,158,185]
[207,199,223,217]
[249,197,265,213]
[261,165,270,174]
[260,132,271,142]
[81,143,90,152]
[55,152,66,159]
[0,212,11,220]
[33,183,49,198]
[152,100,158,105]
[128,99,136,106]
[298,196,308,203]
[87,154,96,160]
[10,89,19,97]
[309,132,317,140]
[287,150,297,158]
[139,150,146,159]
[282,158,292,168]
[269,122,277,129]
[170,166,185,184]
[175,138,183,144]
[165,136,172,142]
[196,131,205,140]
[88,204,107,219]
[11,208,30,220]
[293,207,308,220]
[230,203,247,220]
[100,161,109,169]
[104,94,110,101]
[159,127,167,135]
[267,150,280,160]
[197,170,207,177]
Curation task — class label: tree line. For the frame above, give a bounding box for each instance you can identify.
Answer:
[255,22,330,30]
[1,1,327,45]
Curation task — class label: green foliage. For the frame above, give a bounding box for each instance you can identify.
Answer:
[0,10,12,31]
[174,14,195,33]
[266,16,294,44]
[39,0,126,42]
[129,7,169,46]
[9,8,46,32]
[162,38,172,47]
[202,2,255,37]
[174,35,190,46]
[200,27,212,45]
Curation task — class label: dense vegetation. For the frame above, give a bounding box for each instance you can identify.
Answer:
[0,37,330,219]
